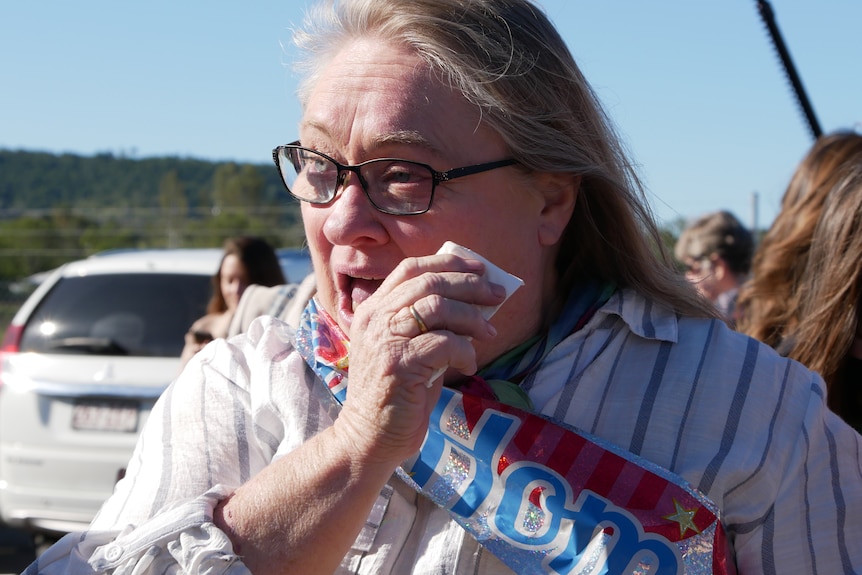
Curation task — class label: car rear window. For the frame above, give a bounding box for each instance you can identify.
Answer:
[19,273,212,357]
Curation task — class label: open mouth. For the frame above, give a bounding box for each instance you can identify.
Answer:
[337,274,385,326]
[350,276,384,311]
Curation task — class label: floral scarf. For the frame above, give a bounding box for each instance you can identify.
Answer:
[295,281,616,409]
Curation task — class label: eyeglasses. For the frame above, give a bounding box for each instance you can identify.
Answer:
[681,254,713,274]
[272,142,518,216]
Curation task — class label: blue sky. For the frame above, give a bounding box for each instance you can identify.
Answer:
[1,1,859,230]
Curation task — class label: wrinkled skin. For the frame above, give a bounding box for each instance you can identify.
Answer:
[299,36,576,461]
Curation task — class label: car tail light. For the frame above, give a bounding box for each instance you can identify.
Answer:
[1,325,23,353]
[0,324,24,389]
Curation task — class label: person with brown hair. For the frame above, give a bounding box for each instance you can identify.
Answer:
[180,235,285,365]
[27,2,861,574]
[737,130,862,346]
[674,210,753,325]
[774,164,862,431]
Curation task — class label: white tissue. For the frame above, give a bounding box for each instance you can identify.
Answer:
[437,241,525,318]
[425,241,525,386]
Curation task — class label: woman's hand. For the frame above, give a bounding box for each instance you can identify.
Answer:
[333,253,506,467]
[179,328,213,367]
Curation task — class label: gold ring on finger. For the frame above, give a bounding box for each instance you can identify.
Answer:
[409,304,429,335]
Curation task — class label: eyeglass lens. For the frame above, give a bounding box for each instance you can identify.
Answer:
[275,146,435,215]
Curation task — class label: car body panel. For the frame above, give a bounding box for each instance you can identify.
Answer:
[0,249,224,533]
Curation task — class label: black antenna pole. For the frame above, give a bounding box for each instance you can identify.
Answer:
[756,0,822,140]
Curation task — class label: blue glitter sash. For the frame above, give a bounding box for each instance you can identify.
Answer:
[296,298,735,574]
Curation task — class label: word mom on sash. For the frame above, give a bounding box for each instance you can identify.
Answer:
[405,388,690,575]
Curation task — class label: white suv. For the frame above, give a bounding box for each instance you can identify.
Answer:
[0,249,223,534]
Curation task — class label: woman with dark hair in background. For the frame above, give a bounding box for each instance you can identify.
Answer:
[180,235,285,365]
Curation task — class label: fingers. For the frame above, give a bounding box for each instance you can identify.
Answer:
[383,253,485,285]
[402,327,482,381]
[346,254,508,406]
[389,295,498,341]
[408,305,429,335]
[380,254,505,309]
[336,253,511,463]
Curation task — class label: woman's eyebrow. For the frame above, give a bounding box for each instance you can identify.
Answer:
[372,130,430,147]
[298,123,445,159]
[371,131,448,161]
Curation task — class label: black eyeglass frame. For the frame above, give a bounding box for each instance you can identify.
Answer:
[680,253,716,274]
[272,141,518,215]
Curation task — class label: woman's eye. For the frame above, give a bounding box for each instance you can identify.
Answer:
[304,157,331,173]
[379,162,429,186]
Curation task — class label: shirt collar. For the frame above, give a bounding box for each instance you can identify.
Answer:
[595,288,679,343]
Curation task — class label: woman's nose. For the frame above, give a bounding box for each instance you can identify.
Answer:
[322,175,388,245]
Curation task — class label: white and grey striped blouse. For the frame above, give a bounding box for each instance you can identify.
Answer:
[26,288,862,575]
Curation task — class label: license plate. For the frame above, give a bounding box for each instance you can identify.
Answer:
[72,399,139,432]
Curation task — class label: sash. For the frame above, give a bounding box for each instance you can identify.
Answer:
[296,299,736,574]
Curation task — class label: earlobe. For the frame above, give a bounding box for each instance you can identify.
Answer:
[538,173,579,246]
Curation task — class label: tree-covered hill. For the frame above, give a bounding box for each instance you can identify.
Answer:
[0,149,305,280]
[0,149,288,212]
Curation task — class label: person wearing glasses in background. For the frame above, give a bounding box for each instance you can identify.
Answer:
[27,1,861,574]
[674,210,754,327]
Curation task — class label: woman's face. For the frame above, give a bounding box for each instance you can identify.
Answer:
[220,253,249,312]
[298,37,572,366]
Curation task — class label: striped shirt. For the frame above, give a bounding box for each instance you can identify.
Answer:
[26,288,862,574]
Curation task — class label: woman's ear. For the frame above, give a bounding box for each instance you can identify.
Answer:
[536,173,579,246]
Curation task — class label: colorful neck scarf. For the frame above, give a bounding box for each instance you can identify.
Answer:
[295,292,734,574]
[295,282,615,409]
[461,282,617,410]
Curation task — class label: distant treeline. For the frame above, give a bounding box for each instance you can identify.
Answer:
[0,149,691,285]
[0,149,306,280]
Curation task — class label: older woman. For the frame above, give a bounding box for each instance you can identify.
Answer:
[28,1,861,574]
